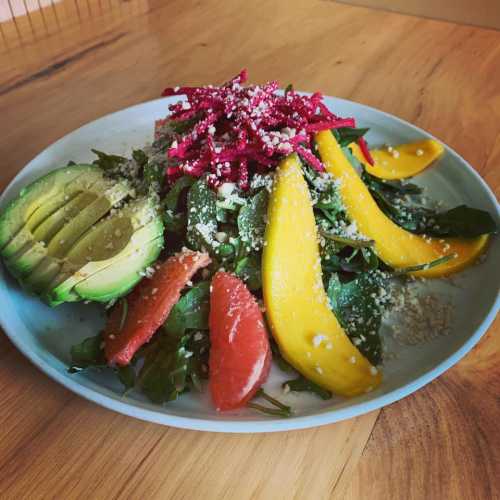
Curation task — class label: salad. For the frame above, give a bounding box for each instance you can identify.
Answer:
[0,70,497,416]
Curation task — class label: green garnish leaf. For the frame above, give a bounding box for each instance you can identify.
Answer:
[69,334,106,371]
[116,364,136,390]
[248,389,292,418]
[163,281,210,337]
[132,149,148,169]
[392,254,455,275]
[91,149,127,171]
[334,127,370,147]
[237,189,268,251]
[284,83,294,95]
[283,377,332,400]
[234,254,262,290]
[164,176,195,212]
[320,230,374,248]
[186,178,218,251]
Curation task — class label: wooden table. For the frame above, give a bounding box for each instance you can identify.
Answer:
[1,1,499,498]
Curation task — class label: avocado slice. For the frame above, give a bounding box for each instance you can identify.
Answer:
[46,181,131,258]
[0,165,105,257]
[23,258,62,294]
[44,198,163,305]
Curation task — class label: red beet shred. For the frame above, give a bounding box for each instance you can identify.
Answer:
[161,70,365,189]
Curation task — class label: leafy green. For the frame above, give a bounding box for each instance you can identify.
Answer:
[138,335,191,404]
[91,149,127,171]
[132,149,148,169]
[69,334,105,370]
[247,389,292,418]
[333,127,370,147]
[320,230,374,249]
[163,281,210,337]
[283,377,332,400]
[392,254,455,275]
[164,176,195,212]
[237,189,268,251]
[327,271,389,365]
[284,83,294,95]
[234,254,262,290]
[186,178,218,251]
[117,365,136,390]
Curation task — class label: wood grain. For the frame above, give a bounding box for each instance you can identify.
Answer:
[0,1,499,498]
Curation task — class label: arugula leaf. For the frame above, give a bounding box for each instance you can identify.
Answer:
[284,83,294,95]
[163,281,210,337]
[334,127,370,148]
[69,334,106,370]
[163,210,186,234]
[91,149,127,171]
[327,271,389,365]
[186,179,218,251]
[283,377,332,400]
[237,189,268,251]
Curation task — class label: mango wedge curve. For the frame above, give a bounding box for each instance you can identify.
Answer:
[315,131,489,278]
[262,153,381,397]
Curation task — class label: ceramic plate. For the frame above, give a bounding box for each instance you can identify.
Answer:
[1,95,499,432]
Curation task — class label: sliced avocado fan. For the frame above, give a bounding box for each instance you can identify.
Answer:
[45,197,163,305]
[0,164,165,305]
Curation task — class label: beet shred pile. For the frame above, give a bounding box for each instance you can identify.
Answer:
[159,69,373,189]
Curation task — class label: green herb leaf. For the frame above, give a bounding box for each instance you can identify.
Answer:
[237,189,268,251]
[69,334,105,370]
[248,389,292,418]
[91,149,127,171]
[284,83,294,95]
[116,364,136,390]
[327,271,389,365]
[187,178,218,251]
[320,230,374,248]
[283,376,332,400]
[392,254,455,275]
[334,127,370,147]
[132,149,148,169]
[234,254,262,290]
[163,281,210,337]
[164,176,195,212]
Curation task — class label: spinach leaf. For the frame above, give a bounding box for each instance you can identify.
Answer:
[283,376,332,400]
[163,281,210,337]
[327,271,389,365]
[69,334,105,371]
[186,179,218,251]
[237,189,268,251]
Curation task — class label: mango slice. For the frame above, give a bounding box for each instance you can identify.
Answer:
[262,154,381,397]
[316,131,489,278]
[349,139,444,180]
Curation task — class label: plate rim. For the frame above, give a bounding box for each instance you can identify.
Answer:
[1,94,499,433]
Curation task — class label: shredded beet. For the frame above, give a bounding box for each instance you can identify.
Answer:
[357,136,375,166]
[161,70,361,188]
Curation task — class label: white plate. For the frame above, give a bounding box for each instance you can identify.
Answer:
[1,96,499,433]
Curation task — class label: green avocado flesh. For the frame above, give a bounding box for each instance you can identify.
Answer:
[0,165,164,305]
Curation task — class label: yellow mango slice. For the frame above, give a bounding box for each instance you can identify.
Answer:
[349,139,444,180]
[316,131,489,278]
[262,154,381,397]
